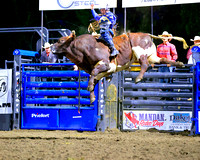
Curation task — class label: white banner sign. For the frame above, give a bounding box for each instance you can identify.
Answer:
[122,0,200,8]
[123,110,192,131]
[199,111,200,133]
[39,0,117,10]
[0,69,12,114]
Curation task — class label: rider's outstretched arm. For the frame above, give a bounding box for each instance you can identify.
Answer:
[91,9,101,21]
[91,4,101,21]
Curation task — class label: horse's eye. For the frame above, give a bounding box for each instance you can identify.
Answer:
[59,39,65,44]
[61,39,65,43]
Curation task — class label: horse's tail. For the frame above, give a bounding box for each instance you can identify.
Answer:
[149,34,189,49]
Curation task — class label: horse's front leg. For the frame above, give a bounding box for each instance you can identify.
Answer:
[88,75,95,92]
[87,61,110,103]
[89,79,99,104]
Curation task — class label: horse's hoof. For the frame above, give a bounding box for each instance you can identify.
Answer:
[177,61,185,68]
[135,78,142,84]
[90,97,96,104]
[87,86,94,92]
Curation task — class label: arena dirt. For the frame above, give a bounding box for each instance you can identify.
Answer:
[0,129,199,160]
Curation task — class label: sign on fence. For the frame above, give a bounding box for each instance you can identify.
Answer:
[0,69,12,114]
[199,111,200,133]
[39,0,117,10]
[123,111,192,131]
[122,0,200,8]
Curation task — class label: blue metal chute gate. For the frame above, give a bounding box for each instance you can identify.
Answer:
[21,63,98,131]
[192,62,200,134]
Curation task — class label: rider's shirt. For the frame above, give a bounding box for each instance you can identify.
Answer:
[187,48,192,60]
[91,9,116,30]
[99,16,111,30]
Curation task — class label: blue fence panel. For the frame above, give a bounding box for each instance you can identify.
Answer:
[23,71,89,77]
[26,90,90,96]
[26,81,88,88]
[193,62,200,134]
[21,63,99,131]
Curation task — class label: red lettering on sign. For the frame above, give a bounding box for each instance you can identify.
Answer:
[152,120,164,127]
[140,120,152,126]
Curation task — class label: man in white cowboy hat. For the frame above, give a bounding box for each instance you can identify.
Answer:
[157,31,178,99]
[40,42,58,63]
[157,31,178,62]
[187,36,200,64]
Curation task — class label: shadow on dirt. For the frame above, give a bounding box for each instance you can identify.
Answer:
[146,128,200,137]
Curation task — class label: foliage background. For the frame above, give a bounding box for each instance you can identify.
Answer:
[0,0,200,68]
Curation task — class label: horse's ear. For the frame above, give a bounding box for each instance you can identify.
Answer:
[71,30,76,39]
[69,30,76,39]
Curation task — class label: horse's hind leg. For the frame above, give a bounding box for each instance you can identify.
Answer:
[135,54,149,83]
[148,54,184,68]
[88,61,110,92]
[160,58,184,67]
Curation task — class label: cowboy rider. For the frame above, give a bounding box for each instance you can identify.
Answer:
[90,4,119,57]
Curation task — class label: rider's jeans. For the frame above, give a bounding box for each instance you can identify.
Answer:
[99,29,115,50]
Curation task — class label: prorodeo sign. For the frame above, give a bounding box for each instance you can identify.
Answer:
[0,70,12,114]
[0,77,7,98]
[31,113,50,118]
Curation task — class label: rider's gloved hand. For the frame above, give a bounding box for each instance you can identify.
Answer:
[91,4,94,10]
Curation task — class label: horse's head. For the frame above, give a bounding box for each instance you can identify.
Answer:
[52,30,76,55]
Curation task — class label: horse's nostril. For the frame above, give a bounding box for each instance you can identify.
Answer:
[52,49,56,53]
[51,45,56,53]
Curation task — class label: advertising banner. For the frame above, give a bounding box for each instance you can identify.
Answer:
[122,0,200,8]
[123,110,192,131]
[39,0,117,10]
[199,111,200,133]
[0,69,12,114]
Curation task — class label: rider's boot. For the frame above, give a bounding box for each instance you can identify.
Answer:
[109,45,119,56]
[100,30,119,57]
[106,39,119,57]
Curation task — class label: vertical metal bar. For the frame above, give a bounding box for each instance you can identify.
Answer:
[190,65,196,135]
[41,10,44,55]
[5,60,7,69]
[194,64,200,134]
[118,71,123,130]
[78,69,81,113]
[121,71,125,130]
[124,8,126,33]
[113,8,115,14]
[151,6,153,35]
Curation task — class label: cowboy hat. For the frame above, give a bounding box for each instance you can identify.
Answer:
[42,42,53,49]
[158,31,172,37]
[190,36,200,41]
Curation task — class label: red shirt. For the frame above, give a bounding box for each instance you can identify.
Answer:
[157,42,178,61]
[186,48,192,60]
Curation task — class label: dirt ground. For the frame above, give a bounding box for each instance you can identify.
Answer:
[0,129,199,160]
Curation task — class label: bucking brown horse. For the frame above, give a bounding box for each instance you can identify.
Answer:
[52,31,185,103]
